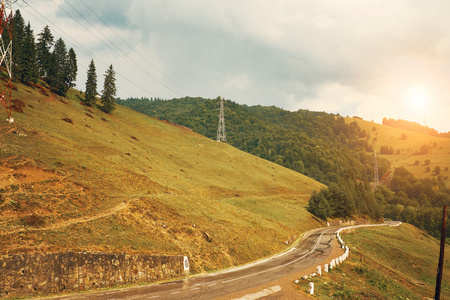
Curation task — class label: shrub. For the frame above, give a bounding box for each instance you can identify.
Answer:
[420,144,430,154]
[39,89,49,96]
[380,145,395,155]
[62,118,74,124]
[22,214,45,227]
[434,166,441,175]
[10,99,25,113]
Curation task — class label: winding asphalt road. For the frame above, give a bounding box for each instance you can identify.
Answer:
[39,222,400,300]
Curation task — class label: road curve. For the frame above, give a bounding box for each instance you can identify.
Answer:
[37,222,400,300]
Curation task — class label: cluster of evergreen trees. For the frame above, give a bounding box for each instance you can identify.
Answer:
[308,179,383,220]
[84,59,116,113]
[116,96,450,238]
[9,10,77,96]
[9,9,117,114]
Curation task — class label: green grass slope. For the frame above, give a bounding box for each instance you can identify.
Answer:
[0,82,324,273]
[346,117,450,186]
[296,223,450,299]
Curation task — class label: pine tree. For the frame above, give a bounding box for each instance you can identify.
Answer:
[84,59,97,106]
[21,22,39,83]
[67,48,77,87]
[48,37,69,96]
[11,10,25,79]
[36,25,54,77]
[308,191,332,220]
[101,64,116,113]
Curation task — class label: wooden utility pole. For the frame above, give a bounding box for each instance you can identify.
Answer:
[435,204,447,300]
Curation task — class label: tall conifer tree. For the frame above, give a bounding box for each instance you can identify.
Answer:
[36,25,54,77]
[84,59,97,106]
[101,64,116,113]
[67,48,77,87]
[48,37,69,96]
[21,22,38,83]
[12,10,25,79]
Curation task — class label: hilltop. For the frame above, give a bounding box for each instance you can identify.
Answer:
[346,117,450,187]
[0,82,324,273]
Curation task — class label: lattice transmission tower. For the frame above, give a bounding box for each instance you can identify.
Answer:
[0,0,13,123]
[216,97,227,143]
[373,149,379,189]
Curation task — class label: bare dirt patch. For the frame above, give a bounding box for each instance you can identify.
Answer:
[0,165,57,189]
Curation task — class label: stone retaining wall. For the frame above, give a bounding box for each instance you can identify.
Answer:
[0,252,187,298]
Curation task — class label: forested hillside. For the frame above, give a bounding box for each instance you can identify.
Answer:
[117,97,450,238]
[117,97,389,185]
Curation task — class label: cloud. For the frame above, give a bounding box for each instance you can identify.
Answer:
[224,74,250,91]
[19,0,450,132]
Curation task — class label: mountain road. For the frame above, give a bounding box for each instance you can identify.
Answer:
[38,222,400,300]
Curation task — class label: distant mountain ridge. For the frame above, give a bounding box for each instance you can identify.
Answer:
[382,117,450,138]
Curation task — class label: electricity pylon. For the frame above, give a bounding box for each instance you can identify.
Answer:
[0,0,13,123]
[373,150,379,189]
[217,97,227,143]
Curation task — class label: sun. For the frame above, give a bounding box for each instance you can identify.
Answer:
[403,85,429,111]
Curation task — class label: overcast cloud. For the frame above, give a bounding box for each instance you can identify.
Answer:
[19,0,450,132]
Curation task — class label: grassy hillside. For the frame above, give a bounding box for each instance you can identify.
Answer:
[296,223,450,299]
[0,81,325,273]
[345,117,450,186]
[117,97,384,186]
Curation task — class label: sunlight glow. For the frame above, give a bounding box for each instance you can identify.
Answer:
[403,85,429,111]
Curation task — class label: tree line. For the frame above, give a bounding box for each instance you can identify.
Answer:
[7,10,116,113]
[309,166,450,239]
[382,117,450,138]
[8,10,77,96]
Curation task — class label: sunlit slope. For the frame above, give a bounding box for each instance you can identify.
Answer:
[0,82,324,272]
[345,117,450,185]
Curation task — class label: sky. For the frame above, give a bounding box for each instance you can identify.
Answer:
[18,0,450,133]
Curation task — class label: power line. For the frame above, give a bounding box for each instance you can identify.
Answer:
[53,0,182,97]
[19,1,155,98]
[78,0,194,96]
